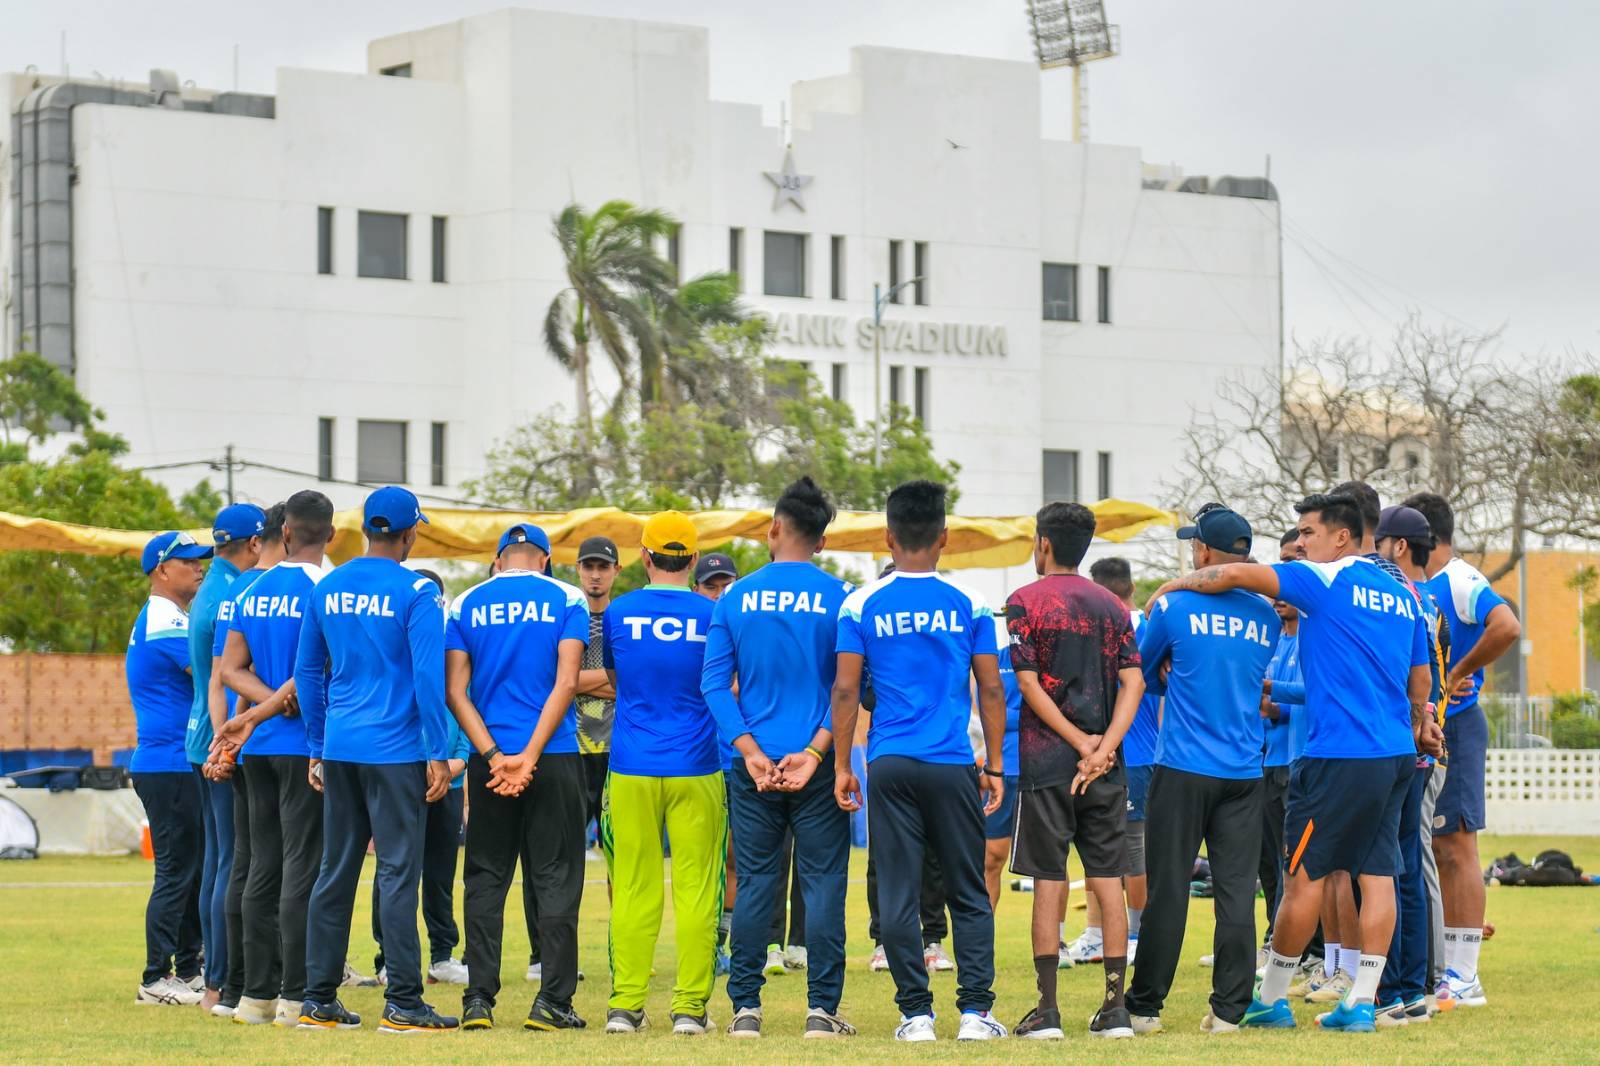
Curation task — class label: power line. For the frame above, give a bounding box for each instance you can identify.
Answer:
[129,454,523,511]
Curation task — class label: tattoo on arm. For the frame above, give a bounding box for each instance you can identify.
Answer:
[1178,565,1231,593]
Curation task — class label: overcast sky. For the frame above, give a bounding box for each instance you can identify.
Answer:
[7,0,1596,357]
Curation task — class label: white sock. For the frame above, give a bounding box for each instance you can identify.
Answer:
[1059,921,1066,942]
[1455,928,1482,980]
[1345,954,1386,1007]
[1338,945,1360,977]
[1084,925,1102,944]
[1323,943,1340,978]
[1442,928,1462,973]
[1259,950,1301,1003]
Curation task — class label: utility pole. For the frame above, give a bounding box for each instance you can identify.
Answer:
[871,277,923,468]
[224,443,235,504]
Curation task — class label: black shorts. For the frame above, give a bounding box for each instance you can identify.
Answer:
[1284,754,1412,880]
[582,752,609,827]
[1010,776,1127,880]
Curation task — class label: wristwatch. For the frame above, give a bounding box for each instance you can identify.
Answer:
[482,745,502,761]
[981,765,1004,779]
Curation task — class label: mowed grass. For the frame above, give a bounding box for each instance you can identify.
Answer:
[2,835,1598,1065]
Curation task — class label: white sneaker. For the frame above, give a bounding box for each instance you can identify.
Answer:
[427,957,469,984]
[1445,969,1487,1007]
[526,962,542,982]
[957,1011,1007,1041]
[1199,1010,1239,1034]
[210,1001,236,1018]
[1056,941,1076,970]
[1065,932,1105,965]
[1130,1013,1163,1034]
[231,995,275,1024]
[868,944,890,972]
[341,961,381,987]
[895,1014,937,1042]
[273,999,299,1028]
[764,945,787,975]
[181,974,205,994]
[923,942,955,972]
[783,945,809,970]
[135,976,203,1006]
[1198,953,1215,967]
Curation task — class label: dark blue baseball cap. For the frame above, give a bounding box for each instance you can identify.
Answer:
[141,530,213,574]
[1375,505,1434,546]
[497,522,551,557]
[363,485,428,534]
[212,503,266,546]
[1177,506,1253,555]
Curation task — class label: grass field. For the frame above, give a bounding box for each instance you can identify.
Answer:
[3,834,1598,1064]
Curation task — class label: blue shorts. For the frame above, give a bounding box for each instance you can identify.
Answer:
[1433,703,1487,834]
[1125,763,1153,823]
[985,775,1021,840]
[1285,755,1412,879]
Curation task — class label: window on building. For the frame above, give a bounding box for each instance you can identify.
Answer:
[888,239,903,303]
[430,422,447,486]
[666,225,681,282]
[889,365,904,411]
[1043,449,1080,504]
[317,207,334,275]
[317,417,334,481]
[379,63,413,78]
[831,362,846,402]
[357,419,408,483]
[729,227,743,281]
[1043,263,1078,321]
[913,367,929,425]
[763,231,807,297]
[357,211,408,280]
[1097,265,1111,323]
[913,241,929,306]
[830,236,846,300]
[1097,450,1112,500]
[431,216,447,283]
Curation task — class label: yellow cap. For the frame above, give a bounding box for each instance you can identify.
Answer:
[641,510,699,557]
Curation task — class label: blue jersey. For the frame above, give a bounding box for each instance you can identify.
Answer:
[184,556,243,764]
[995,617,1022,771]
[293,557,450,764]
[700,561,853,768]
[837,570,997,765]
[604,586,719,777]
[1139,588,1280,779]
[1263,630,1305,767]
[446,569,589,756]
[228,562,325,758]
[211,568,266,721]
[1426,558,1507,718]
[1122,609,1161,768]
[127,596,194,773]
[1273,556,1430,759]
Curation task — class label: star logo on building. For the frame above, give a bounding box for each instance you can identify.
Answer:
[763,147,813,211]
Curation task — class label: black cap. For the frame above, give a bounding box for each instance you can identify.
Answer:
[694,552,737,584]
[1375,505,1434,546]
[576,536,619,565]
[1177,506,1253,555]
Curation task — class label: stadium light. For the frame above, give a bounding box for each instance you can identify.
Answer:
[1024,0,1120,141]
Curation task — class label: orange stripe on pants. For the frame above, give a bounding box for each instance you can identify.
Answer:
[1288,819,1315,875]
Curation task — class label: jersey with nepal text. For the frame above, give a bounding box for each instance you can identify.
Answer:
[839,570,997,765]
[1425,557,1506,718]
[1122,609,1161,768]
[127,595,194,773]
[208,567,267,727]
[1139,589,1281,779]
[1263,630,1305,766]
[293,557,450,764]
[604,585,719,777]
[446,569,589,756]
[227,561,326,758]
[701,561,853,767]
[1272,556,1429,759]
[184,556,243,765]
[1004,574,1139,789]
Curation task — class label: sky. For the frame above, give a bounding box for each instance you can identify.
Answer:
[5,0,1596,358]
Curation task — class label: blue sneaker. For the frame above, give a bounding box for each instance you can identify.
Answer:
[1316,1000,1375,1033]
[1241,997,1296,1029]
[714,948,731,977]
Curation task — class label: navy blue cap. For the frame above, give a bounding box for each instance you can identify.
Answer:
[363,486,428,534]
[141,530,213,574]
[1375,505,1434,546]
[1177,506,1253,555]
[212,503,266,546]
[497,522,552,558]
[694,552,737,584]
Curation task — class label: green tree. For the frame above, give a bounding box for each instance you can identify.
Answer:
[0,351,100,448]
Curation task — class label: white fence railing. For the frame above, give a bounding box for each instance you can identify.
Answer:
[1483,749,1600,835]
[1483,695,1598,748]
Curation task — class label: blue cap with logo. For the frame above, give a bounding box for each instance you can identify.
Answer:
[212,503,267,546]
[141,530,214,574]
[1177,506,1254,556]
[497,522,552,557]
[363,485,429,534]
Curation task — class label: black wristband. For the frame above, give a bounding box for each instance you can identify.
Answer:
[482,745,502,761]
[981,765,1004,779]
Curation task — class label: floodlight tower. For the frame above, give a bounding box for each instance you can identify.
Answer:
[1024,0,1120,141]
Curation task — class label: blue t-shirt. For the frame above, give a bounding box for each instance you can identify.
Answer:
[184,556,242,765]
[995,616,1022,772]
[293,557,450,764]
[1122,608,1161,768]
[127,596,194,774]
[1263,630,1305,767]
[604,585,719,777]
[1273,556,1430,759]
[227,561,325,758]
[1139,588,1280,779]
[700,561,853,768]
[211,568,267,720]
[837,570,998,765]
[445,569,589,756]
[1425,558,1508,718]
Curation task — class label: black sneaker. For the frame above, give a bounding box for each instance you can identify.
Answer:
[671,1011,713,1035]
[605,1007,648,1033]
[461,998,494,1031]
[297,999,362,1029]
[1014,1006,1064,1040]
[1089,1005,1134,1039]
[378,1002,460,1034]
[526,996,586,1031]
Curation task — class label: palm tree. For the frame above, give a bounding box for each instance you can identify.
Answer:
[544,201,677,430]
[640,271,749,407]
